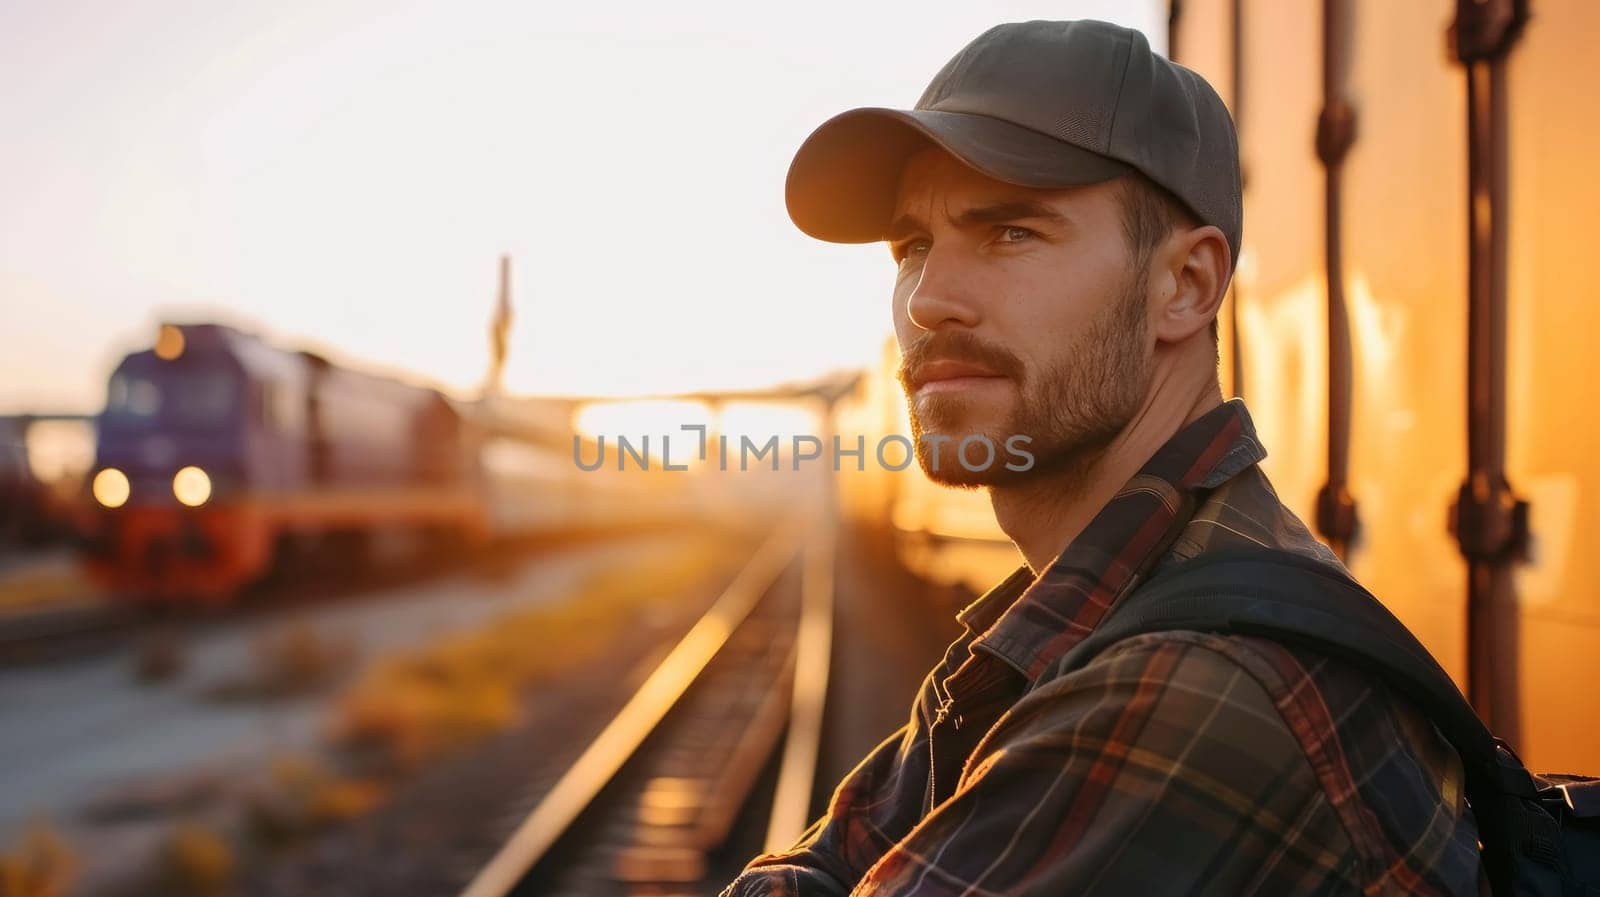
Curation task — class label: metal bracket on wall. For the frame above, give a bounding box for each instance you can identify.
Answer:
[1449,0,1530,738]
[1315,0,1361,560]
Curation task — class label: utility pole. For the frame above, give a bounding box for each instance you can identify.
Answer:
[486,254,514,399]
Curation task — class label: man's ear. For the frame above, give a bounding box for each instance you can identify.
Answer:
[1150,224,1230,344]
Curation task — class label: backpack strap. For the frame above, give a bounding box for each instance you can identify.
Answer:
[1049,546,1547,896]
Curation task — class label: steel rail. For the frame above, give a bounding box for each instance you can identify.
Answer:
[763,512,837,852]
[458,521,802,897]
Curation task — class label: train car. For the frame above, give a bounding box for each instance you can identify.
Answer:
[836,0,1600,774]
[82,322,705,603]
[0,418,44,545]
[85,323,484,601]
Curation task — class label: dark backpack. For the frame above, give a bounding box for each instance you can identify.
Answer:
[1052,547,1600,897]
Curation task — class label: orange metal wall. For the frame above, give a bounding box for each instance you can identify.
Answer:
[1177,0,1598,771]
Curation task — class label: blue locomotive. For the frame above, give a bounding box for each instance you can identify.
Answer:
[86,323,482,601]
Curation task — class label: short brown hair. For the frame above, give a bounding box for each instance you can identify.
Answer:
[1114,173,1218,343]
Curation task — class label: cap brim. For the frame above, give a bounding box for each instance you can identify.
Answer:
[786,107,1136,244]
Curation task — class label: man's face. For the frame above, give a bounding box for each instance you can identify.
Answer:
[889,147,1152,487]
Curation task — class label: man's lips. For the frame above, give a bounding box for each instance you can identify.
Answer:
[911,360,1009,394]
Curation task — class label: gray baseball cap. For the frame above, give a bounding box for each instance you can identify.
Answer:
[786,19,1242,267]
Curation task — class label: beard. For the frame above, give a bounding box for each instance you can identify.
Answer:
[897,271,1151,489]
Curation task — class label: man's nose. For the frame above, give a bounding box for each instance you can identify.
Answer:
[904,246,982,331]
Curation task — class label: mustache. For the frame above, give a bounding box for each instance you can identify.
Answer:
[897,331,1026,391]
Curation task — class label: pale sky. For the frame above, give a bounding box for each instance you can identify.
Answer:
[0,0,1162,414]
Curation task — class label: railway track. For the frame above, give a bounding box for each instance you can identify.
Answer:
[456,517,837,897]
[0,535,656,668]
[0,603,145,666]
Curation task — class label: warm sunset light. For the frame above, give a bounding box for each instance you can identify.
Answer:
[574,401,712,443]
[0,2,1160,413]
[172,465,212,507]
[24,419,95,484]
[92,467,130,508]
[718,402,824,442]
[571,399,828,468]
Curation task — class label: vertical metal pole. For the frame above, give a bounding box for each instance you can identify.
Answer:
[487,254,514,399]
[1166,0,1245,398]
[1314,0,1360,560]
[1228,0,1247,399]
[1166,0,1183,62]
[1449,0,1530,740]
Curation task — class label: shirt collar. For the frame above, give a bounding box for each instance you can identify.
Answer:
[954,565,1034,635]
[957,398,1267,682]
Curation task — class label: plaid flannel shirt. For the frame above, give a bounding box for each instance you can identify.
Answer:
[722,398,1486,896]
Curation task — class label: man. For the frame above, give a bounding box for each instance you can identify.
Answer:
[722,20,1486,897]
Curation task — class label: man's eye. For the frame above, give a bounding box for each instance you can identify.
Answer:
[894,239,931,263]
[996,226,1036,243]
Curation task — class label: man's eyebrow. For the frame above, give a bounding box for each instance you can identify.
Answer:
[884,200,1067,242]
[884,214,926,243]
[955,200,1067,226]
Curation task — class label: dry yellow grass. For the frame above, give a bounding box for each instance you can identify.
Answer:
[157,824,233,895]
[244,755,387,849]
[206,622,354,699]
[330,542,734,773]
[98,539,743,895]
[0,557,101,614]
[0,824,74,897]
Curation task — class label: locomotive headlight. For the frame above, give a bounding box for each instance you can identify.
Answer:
[92,468,130,509]
[172,466,211,508]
